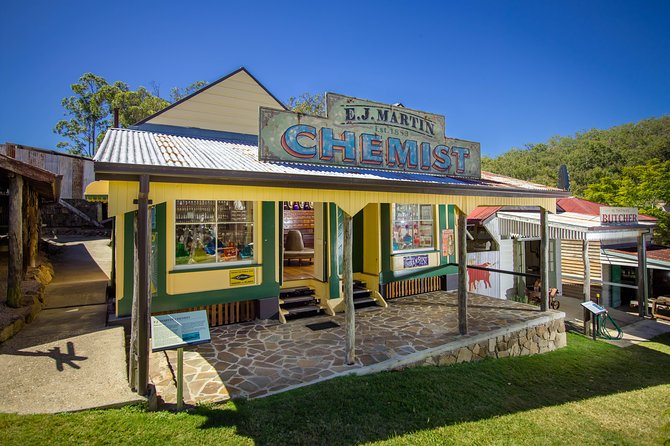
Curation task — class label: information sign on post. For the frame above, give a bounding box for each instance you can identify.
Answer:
[580,301,607,340]
[150,310,211,410]
[151,310,211,352]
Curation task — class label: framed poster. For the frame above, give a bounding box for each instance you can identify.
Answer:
[441,229,454,257]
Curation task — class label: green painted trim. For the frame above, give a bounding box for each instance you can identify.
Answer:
[328,203,340,298]
[439,204,447,265]
[611,265,621,307]
[380,203,391,282]
[168,263,261,274]
[120,211,134,317]
[353,211,364,273]
[447,204,456,264]
[118,201,280,317]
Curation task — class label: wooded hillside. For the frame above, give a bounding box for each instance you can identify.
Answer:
[482,116,670,243]
[482,116,670,196]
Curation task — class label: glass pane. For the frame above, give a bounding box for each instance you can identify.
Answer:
[218,200,253,223]
[176,200,215,223]
[175,224,217,265]
[217,223,254,262]
[392,203,434,252]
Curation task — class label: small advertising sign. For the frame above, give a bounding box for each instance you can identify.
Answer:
[580,301,607,315]
[151,310,211,352]
[403,254,430,269]
[441,229,454,257]
[600,207,638,225]
[229,268,256,286]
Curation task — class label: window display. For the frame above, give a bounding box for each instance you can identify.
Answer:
[392,204,434,252]
[175,200,254,266]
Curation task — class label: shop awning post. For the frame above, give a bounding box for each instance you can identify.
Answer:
[457,209,468,335]
[637,232,649,317]
[539,207,549,312]
[137,175,151,395]
[582,240,591,335]
[343,211,355,364]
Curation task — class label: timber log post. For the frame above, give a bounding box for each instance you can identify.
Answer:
[457,210,468,335]
[7,174,24,308]
[540,208,550,311]
[343,211,355,365]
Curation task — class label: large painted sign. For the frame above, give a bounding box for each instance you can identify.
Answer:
[600,207,638,225]
[259,93,481,178]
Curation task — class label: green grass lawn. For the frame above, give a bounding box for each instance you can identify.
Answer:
[1,332,669,446]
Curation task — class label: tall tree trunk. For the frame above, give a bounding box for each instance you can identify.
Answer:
[7,174,23,308]
[343,212,355,365]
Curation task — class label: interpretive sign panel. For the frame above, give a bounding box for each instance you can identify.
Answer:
[259,93,481,178]
[600,207,638,225]
[581,301,607,315]
[151,310,211,352]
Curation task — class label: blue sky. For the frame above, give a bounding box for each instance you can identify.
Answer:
[1,0,668,157]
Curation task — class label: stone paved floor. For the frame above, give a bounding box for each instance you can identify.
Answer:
[151,292,553,404]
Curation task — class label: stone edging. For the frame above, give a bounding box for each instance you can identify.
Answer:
[258,311,566,400]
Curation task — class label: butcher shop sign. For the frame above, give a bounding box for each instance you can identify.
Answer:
[259,93,481,178]
[600,207,639,225]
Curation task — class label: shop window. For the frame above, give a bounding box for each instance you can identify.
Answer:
[175,200,254,267]
[392,204,434,252]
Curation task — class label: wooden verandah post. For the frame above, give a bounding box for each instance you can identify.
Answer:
[457,209,468,335]
[343,211,355,364]
[582,240,591,335]
[539,208,550,312]
[7,174,23,308]
[637,232,649,317]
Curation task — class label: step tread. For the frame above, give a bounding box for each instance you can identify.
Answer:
[280,295,318,305]
[280,286,315,298]
[353,296,376,304]
[286,305,322,315]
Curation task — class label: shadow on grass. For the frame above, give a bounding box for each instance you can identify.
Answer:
[190,332,670,446]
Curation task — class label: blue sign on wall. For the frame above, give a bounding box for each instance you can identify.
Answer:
[403,254,430,269]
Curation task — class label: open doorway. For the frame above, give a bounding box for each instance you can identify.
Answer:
[282,202,326,282]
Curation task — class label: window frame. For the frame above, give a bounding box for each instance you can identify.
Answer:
[391,203,436,254]
[173,200,257,270]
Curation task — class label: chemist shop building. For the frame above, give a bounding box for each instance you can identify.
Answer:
[94,67,567,326]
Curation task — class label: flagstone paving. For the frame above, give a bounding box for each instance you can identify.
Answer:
[151,292,554,405]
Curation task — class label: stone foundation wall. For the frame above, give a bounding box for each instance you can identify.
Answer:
[402,317,566,369]
[0,258,54,343]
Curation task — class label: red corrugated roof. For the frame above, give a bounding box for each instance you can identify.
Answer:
[467,206,502,223]
[556,197,657,222]
[609,245,670,263]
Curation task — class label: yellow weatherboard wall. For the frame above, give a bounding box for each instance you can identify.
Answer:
[109,180,556,301]
[145,70,283,136]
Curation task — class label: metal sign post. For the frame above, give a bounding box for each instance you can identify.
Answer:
[177,347,184,410]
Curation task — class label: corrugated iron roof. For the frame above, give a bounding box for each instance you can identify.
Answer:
[94,127,564,192]
[557,197,657,222]
[467,206,502,223]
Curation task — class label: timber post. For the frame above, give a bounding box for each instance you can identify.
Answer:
[343,211,355,365]
[7,173,24,308]
[637,232,649,317]
[28,190,39,268]
[457,209,468,335]
[582,239,591,335]
[539,207,549,311]
[137,175,151,395]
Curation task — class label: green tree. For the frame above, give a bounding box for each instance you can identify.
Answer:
[55,74,205,157]
[54,73,111,157]
[584,159,670,243]
[170,80,208,102]
[287,92,325,117]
